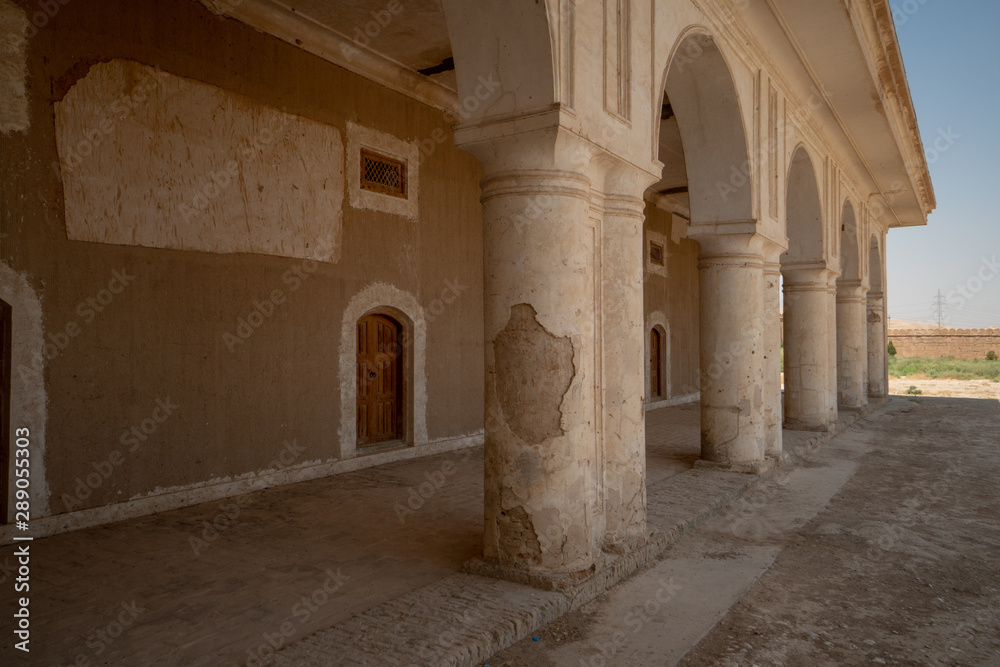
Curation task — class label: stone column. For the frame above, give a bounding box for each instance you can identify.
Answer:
[689,229,767,469]
[783,267,835,430]
[826,278,840,423]
[599,179,650,549]
[455,122,654,578]
[867,291,887,398]
[761,240,785,458]
[836,280,869,409]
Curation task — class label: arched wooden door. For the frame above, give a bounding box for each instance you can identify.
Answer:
[357,313,403,446]
[650,327,662,398]
[0,300,10,523]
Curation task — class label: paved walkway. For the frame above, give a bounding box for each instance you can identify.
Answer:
[488,395,1000,666]
[0,401,860,666]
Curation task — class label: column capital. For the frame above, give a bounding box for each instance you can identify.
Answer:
[760,236,789,263]
[453,107,660,189]
[782,264,835,285]
[837,279,867,301]
[690,231,766,268]
[687,218,764,239]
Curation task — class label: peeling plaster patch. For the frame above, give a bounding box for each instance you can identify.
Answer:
[0,1,29,133]
[55,60,344,262]
[346,121,419,220]
[493,304,575,445]
[497,506,541,563]
[339,283,428,459]
[1,263,49,519]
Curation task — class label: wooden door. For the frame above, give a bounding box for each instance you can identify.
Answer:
[356,314,402,446]
[650,328,662,398]
[0,301,10,523]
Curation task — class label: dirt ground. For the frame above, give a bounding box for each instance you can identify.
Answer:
[888,376,1000,400]
[486,392,1000,666]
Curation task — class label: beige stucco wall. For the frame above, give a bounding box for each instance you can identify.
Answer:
[0,0,484,523]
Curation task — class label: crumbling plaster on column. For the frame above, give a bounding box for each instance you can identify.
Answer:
[493,303,576,445]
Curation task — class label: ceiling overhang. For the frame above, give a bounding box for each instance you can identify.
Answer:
[198,0,460,114]
[767,0,935,228]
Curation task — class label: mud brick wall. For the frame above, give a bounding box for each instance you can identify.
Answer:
[888,329,1000,359]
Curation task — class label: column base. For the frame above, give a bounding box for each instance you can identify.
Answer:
[782,419,833,433]
[693,457,776,475]
[463,556,599,592]
[463,533,649,592]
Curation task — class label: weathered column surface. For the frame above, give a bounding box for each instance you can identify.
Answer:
[454,122,654,578]
[783,267,836,430]
[761,240,785,457]
[826,279,840,422]
[689,229,767,470]
[599,166,655,549]
[837,280,869,409]
[868,291,888,398]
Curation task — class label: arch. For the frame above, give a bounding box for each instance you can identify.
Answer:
[339,283,428,459]
[783,146,825,265]
[839,200,861,283]
[439,0,555,122]
[657,30,753,223]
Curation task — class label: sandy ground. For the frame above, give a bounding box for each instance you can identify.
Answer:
[889,377,1000,400]
[487,396,1000,666]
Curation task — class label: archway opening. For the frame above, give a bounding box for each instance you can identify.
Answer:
[646,30,758,461]
[781,146,834,429]
[835,200,867,408]
[868,234,887,398]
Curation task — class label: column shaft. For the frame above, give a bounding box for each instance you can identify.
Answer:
[693,233,766,465]
[836,283,869,409]
[867,292,887,398]
[826,280,840,423]
[600,191,648,547]
[783,268,835,430]
[761,244,784,457]
[479,167,599,575]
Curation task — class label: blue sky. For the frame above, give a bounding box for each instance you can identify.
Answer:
[887,0,1000,328]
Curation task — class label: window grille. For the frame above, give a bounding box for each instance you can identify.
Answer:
[360,148,407,198]
[650,241,665,266]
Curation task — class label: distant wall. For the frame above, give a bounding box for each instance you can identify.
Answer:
[888,329,1000,359]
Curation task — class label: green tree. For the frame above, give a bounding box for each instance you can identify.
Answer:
[987,350,998,361]
[888,341,897,357]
